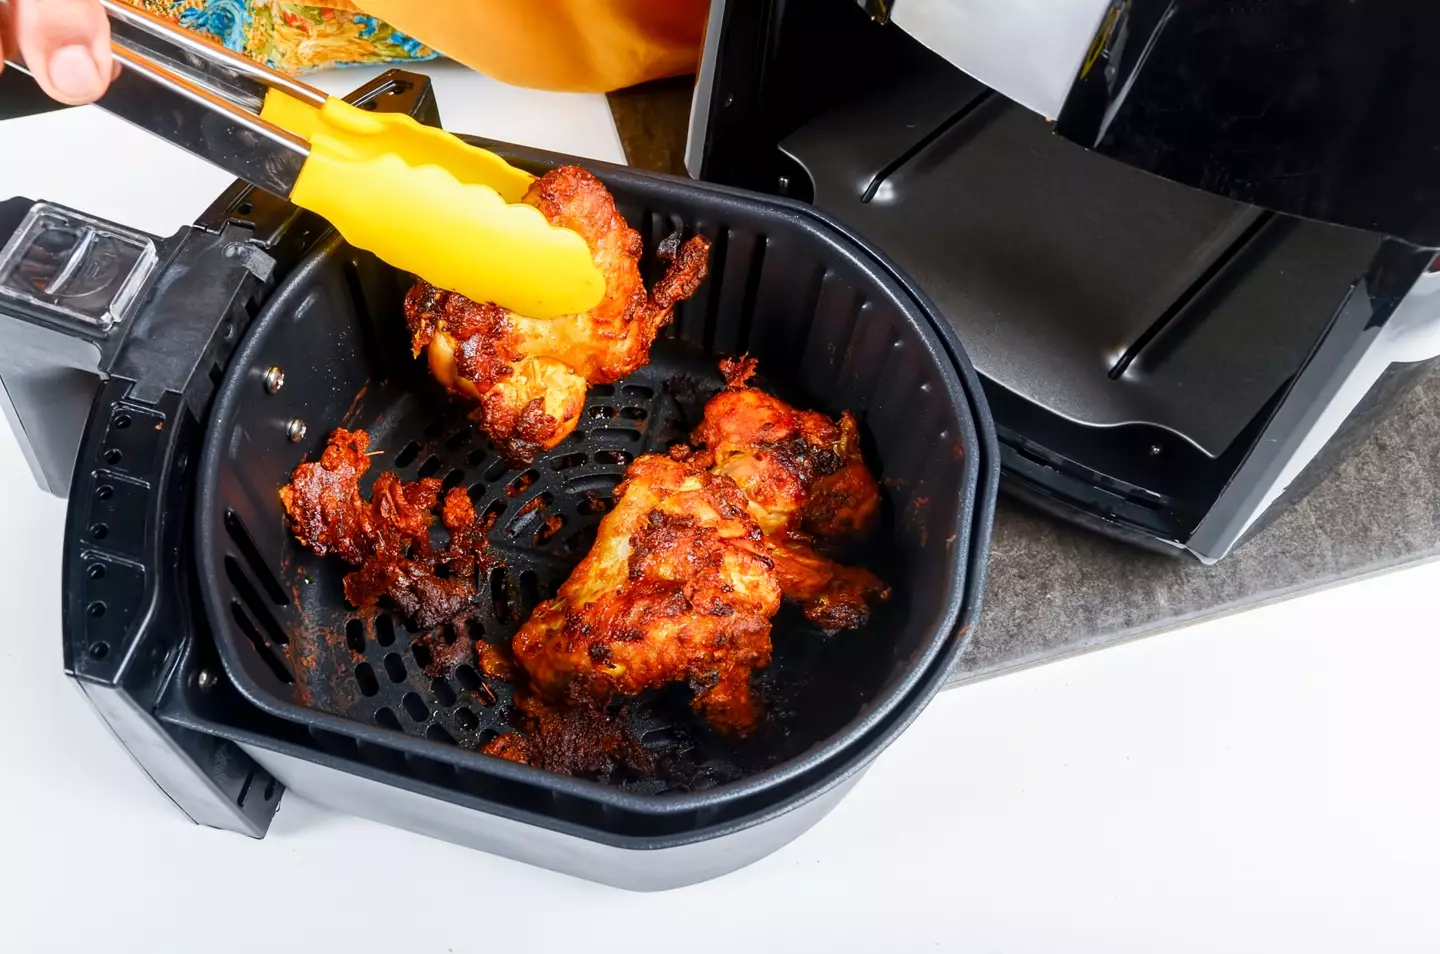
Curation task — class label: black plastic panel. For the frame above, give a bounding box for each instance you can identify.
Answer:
[1058,0,1440,247]
[196,152,997,830]
[782,74,1385,458]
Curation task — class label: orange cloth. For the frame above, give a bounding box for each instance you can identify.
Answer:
[353,0,709,92]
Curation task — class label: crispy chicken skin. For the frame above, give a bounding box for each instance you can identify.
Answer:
[405,165,711,464]
[499,360,890,753]
[511,454,782,735]
[280,429,490,629]
[689,357,890,631]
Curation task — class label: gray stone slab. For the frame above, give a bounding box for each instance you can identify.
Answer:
[952,367,1440,686]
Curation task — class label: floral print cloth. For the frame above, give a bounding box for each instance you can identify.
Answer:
[122,0,438,73]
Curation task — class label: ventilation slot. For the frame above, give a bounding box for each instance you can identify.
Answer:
[735,236,768,352]
[375,614,396,647]
[535,514,566,546]
[480,499,506,529]
[490,567,513,623]
[432,677,458,707]
[394,441,421,469]
[345,618,365,654]
[355,662,379,697]
[701,228,730,352]
[505,470,539,497]
[224,556,288,645]
[224,511,289,605]
[402,692,430,722]
[230,602,292,683]
[519,570,541,611]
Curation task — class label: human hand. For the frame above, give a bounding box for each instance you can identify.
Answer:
[0,0,115,105]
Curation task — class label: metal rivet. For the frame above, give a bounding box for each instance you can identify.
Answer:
[778,175,791,192]
[263,366,285,394]
[287,419,307,443]
[197,669,217,692]
[1149,444,1163,456]
[223,243,244,259]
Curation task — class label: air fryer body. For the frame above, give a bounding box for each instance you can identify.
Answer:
[687,0,1440,562]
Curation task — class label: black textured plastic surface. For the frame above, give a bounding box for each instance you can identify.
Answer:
[197,149,992,822]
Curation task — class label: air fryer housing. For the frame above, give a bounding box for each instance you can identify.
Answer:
[686,0,1440,563]
[0,72,998,889]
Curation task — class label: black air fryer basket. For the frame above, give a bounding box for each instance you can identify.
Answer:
[5,72,997,889]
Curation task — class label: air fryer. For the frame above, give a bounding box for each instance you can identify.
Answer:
[0,72,997,889]
[686,0,1440,563]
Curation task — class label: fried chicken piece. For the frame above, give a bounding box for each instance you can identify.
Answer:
[688,357,890,632]
[510,454,782,735]
[280,429,490,629]
[406,165,711,464]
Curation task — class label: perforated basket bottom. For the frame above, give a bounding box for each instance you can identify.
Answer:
[256,343,900,795]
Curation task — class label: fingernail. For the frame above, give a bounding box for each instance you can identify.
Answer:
[48,44,103,101]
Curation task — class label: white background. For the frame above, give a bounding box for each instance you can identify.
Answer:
[2,64,1439,953]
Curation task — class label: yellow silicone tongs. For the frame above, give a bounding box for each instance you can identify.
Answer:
[46,0,606,318]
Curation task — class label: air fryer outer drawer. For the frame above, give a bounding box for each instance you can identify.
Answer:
[240,743,864,891]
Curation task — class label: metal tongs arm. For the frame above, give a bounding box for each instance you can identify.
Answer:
[96,0,332,195]
[4,0,332,196]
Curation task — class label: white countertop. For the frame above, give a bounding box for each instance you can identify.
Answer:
[2,64,1438,953]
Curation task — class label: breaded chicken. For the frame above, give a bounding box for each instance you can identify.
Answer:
[406,165,710,464]
[510,454,781,735]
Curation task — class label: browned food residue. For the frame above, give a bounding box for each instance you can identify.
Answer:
[482,694,654,780]
[279,428,492,630]
[414,627,475,678]
[477,640,515,682]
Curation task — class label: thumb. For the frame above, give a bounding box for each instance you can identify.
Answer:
[13,0,113,105]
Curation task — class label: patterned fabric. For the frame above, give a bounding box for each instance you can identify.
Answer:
[122,0,439,73]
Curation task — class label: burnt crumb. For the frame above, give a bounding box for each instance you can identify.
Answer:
[477,641,515,681]
[413,629,474,677]
[482,695,656,781]
[506,471,539,497]
[655,231,682,261]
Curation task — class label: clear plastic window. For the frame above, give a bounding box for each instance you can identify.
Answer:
[0,203,156,333]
